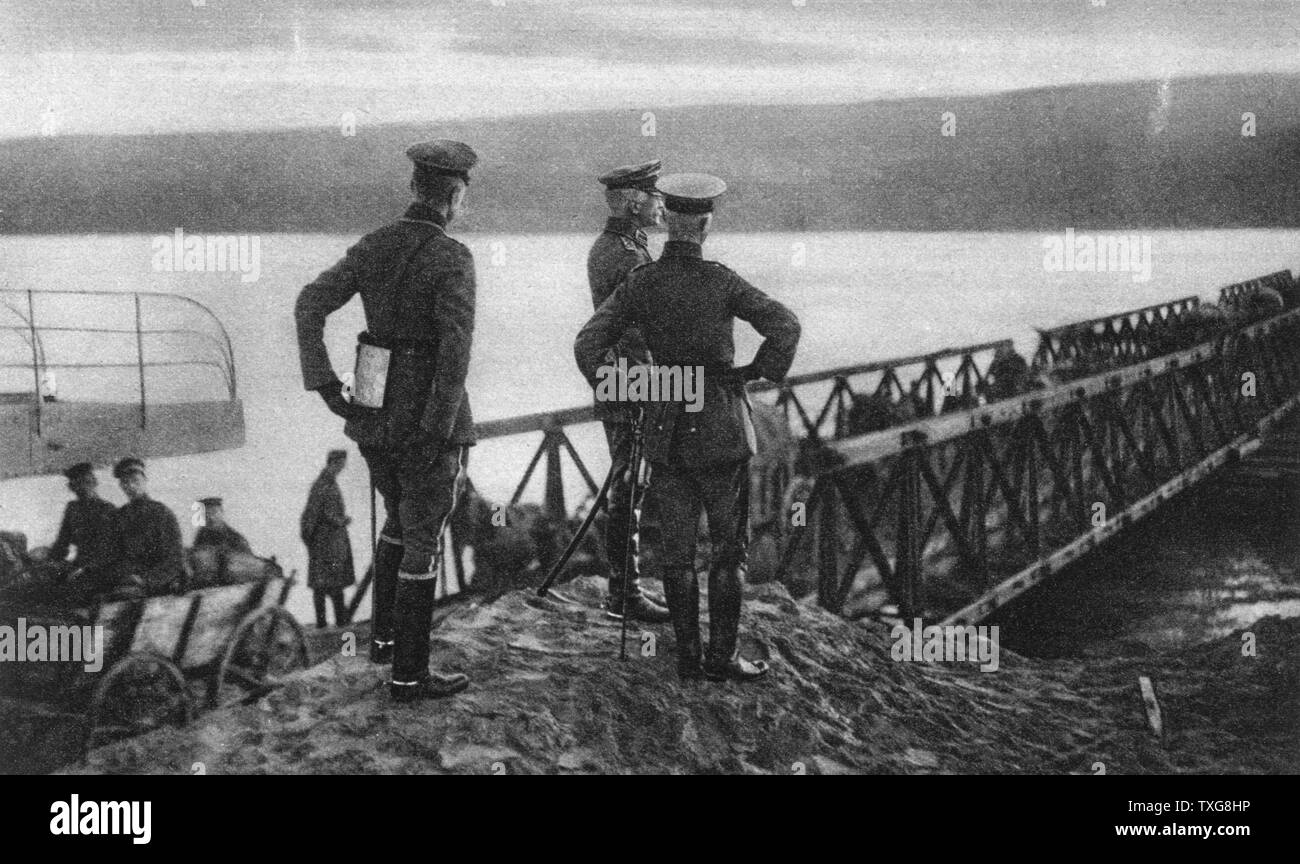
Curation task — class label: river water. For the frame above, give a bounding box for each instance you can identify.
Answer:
[2,229,1298,651]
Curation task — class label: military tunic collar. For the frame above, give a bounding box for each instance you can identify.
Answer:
[602,217,648,250]
[662,240,703,259]
[400,202,449,230]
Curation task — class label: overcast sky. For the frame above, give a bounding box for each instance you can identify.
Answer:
[2,0,1297,139]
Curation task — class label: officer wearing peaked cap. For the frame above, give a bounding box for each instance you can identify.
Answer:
[406,139,479,184]
[590,161,662,323]
[655,173,728,212]
[586,160,671,624]
[575,173,801,682]
[295,139,478,702]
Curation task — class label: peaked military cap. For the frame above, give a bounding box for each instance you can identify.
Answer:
[405,139,479,184]
[63,462,95,481]
[113,456,146,479]
[327,448,348,462]
[597,160,662,192]
[200,497,224,508]
[657,173,726,214]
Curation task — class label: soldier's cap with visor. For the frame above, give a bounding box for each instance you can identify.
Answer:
[597,160,662,193]
[656,173,727,214]
[406,139,479,185]
[200,497,224,508]
[64,462,95,482]
[113,457,146,480]
[327,449,348,462]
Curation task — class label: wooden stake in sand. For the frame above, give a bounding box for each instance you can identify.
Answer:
[1138,675,1163,740]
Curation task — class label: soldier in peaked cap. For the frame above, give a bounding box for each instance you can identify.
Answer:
[585,160,671,623]
[6,461,115,606]
[299,450,356,628]
[84,457,186,601]
[46,462,115,569]
[7,463,110,605]
[576,173,801,682]
[193,497,252,556]
[295,139,478,702]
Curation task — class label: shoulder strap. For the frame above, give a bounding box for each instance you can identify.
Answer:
[376,225,444,337]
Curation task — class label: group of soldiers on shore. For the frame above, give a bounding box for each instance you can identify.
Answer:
[294,139,801,701]
[14,458,206,605]
[8,450,359,632]
[9,451,360,631]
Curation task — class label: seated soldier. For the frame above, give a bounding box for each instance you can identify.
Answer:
[193,497,251,555]
[4,463,118,606]
[81,457,186,602]
[190,497,264,589]
[37,462,116,571]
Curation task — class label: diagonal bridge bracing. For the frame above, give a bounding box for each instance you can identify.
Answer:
[777,303,1300,625]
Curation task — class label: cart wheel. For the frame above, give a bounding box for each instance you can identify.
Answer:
[84,652,192,755]
[210,607,309,708]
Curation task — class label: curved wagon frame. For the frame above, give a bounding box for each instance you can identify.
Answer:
[1,575,310,760]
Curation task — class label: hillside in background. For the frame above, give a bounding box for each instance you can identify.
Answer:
[3,74,1299,234]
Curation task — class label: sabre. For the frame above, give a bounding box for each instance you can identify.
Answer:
[617,407,647,661]
[535,457,617,597]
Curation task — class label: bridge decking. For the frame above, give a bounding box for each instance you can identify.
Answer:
[1234,412,1300,482]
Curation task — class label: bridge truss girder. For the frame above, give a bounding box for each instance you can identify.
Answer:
[780,307,1300,625]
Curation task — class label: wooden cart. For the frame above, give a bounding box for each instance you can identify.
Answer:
[0,575,310,759]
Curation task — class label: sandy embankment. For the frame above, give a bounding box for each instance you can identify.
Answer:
[67,577,1299,775]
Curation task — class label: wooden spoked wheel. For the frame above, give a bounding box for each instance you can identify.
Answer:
[84,651,192,755]
[210,607,309,708]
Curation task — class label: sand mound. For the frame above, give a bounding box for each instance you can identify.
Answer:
[65,578,1299,775]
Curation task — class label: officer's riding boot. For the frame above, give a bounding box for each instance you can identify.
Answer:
[606,564,671,623]
[369,539,402,664]
[703,562,769,682]
[634,579,667,608]
[662,568,703,680]
[604,510,670,624]
[389,576,469,702]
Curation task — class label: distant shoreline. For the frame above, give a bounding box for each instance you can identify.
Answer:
[2,74,1297,235]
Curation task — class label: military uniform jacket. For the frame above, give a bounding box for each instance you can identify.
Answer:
[295,202,476,449]
[586,217,652,423]
[299,471,356,591]
[50,497,116,565]
[103,497,186,594]
[575,240,801,467]
[194,523,251,555]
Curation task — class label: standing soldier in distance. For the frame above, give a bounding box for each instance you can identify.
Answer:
[585,160,670,623]
[575,173,801,682]
[299,450,356,629]
[295,140,477,702]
